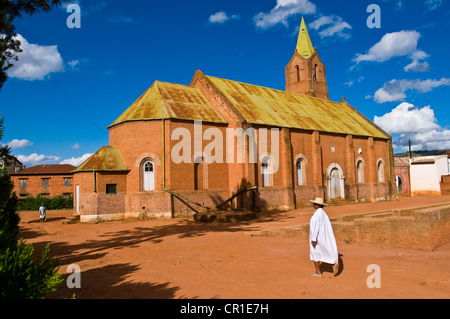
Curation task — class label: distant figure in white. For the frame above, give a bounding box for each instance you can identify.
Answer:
[309,197,339,277]
[39,203,46,222]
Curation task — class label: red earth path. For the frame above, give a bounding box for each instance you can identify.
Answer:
[18,195,450,299]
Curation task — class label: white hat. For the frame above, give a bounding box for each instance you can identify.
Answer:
[309,197,328,206]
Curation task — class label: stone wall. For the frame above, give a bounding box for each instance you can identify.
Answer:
[250,205,450,251]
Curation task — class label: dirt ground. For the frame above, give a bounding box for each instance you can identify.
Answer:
[18,196,450,299]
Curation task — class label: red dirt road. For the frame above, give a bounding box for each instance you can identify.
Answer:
[18,196,450,299]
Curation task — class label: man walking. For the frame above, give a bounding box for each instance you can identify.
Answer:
[39,203,46,222]
[309,197,339,277]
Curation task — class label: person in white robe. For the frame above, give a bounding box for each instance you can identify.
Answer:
[309,197,339,277]
[39,203,46,222]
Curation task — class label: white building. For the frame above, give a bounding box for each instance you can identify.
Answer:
[410,155,449,196]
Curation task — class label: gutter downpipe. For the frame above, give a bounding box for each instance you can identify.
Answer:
[93,170,97,193]
[162,119,174,218]
[387,139,394,199]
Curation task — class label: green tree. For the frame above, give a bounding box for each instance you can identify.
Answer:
[0,115,63,298]
[0,114,19,251]
[0,0,68,90]
[0,239,62,299]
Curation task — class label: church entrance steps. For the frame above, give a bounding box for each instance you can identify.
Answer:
[327,199,349,206]
[246,203,450,251]
[193,209,257,223]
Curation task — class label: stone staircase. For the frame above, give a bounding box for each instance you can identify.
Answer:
[327,199,349,206]
[194,209,257,223]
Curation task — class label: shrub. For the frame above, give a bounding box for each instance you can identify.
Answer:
[0,239,63,299]
[0,168,20,251]
[17,196,73,211]
[1,115,63,299]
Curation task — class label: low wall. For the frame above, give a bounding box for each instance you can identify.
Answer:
[249,204,450,251]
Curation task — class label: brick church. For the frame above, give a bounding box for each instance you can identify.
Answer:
[73,18,395,223]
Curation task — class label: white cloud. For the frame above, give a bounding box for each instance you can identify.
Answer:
[68,60,80,70]
[404,50,430,72]
[308,15,333,30]
[345,76,363,87]
[67,58,89,71]
[17,153,61,166]
[354,31,420,63]
[61,1,80,10]
[396,130,450,151]
[72,143,80,150]
[374,102,450,151]
[374,102,440,134]
[425,0,444,11]
[253,0,316,29]
[8,34,65,81]
[309,15,352,39]
[60,153,92,167]
[209,11,240,24]
[374,78,450,103]
[404,60,430,73]
[6,139,33,149]
[108,15,140,24]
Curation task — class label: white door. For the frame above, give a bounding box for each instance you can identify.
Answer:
[262,161,270,187]
[76,185,80,213]
[297,161,303,186]
[330,169,342,199]
[144,161,155,191]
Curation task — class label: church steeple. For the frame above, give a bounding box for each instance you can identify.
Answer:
[285,17,329,100]
[296,17,315,59]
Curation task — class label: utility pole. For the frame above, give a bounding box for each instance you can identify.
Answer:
[409,139,412,159]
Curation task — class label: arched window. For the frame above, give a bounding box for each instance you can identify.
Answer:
[357,160,364,184]
[378,161,385,182]
[314,64,318,81]
[261,157,272,187]
[143,161,155,191]
[295,65,300,82]
[296,159,305,186]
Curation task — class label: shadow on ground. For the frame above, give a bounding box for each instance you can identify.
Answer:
[20,211,293,299]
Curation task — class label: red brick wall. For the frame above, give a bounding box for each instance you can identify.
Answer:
[74,72,395,220]
[285,52,329,100]
[12,174,74,198]
[394,165,411,196]
[440,175,450,195]
[73,171,127,217]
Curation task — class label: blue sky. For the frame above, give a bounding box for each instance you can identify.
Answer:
[1,0,450,167]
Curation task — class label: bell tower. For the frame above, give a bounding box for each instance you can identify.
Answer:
[285,17,329,100]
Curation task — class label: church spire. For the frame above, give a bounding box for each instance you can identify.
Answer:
[285,17,329,100]
[296,17,315,59]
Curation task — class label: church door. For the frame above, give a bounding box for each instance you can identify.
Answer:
[261,159,271,187]
[143,161,155,191]
[329,168,342,200]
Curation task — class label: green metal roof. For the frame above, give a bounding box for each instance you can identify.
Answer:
[73,146,129,172]
[204,75,389,139]
[109,81,227,128]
